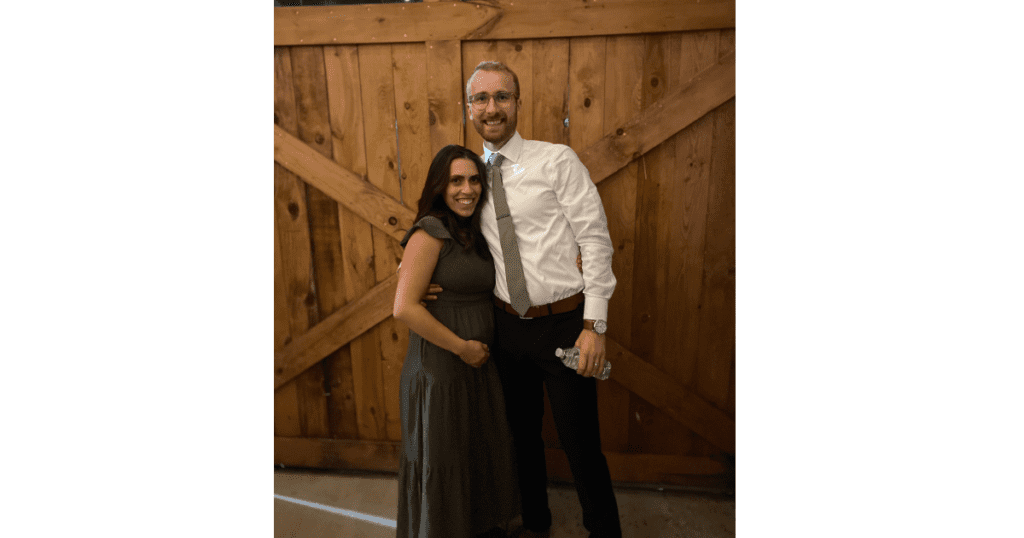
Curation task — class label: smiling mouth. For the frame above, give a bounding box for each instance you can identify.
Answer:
[484,119,503,126]
[456,198,475,205]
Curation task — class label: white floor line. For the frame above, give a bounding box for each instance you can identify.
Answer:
[274,494,397,529]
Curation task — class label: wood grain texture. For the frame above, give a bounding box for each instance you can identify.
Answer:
[629,33,687,455]
[568,37,605,152]
[532,38,569,146]
[323,44,367,440]
[275,0,736,46]
[426,40,465,155]
[544,449,726,483]
[275,274,399,391]
[606,337,735,453]
[670,31,719,406]
[576,50,734,186]
[275,437,400,472]
[392,43,432,211]
[274,125,415,242]
[359,43,406,442]
[290,45,336,440]
[696,97,735,412]
[598,35,644,352]
[274,47,314,438]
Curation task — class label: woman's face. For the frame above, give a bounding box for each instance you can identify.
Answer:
[444,158,483,218]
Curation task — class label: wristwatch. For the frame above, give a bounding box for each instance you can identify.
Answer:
[583,319,607,335]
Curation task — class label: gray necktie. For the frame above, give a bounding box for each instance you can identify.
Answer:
[488,153,531,316]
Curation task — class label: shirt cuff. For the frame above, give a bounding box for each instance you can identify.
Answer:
[582,295,609,322]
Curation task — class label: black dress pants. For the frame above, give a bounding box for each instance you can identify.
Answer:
[492,303,622,538]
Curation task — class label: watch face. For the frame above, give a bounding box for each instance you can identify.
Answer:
[594,320,607,334]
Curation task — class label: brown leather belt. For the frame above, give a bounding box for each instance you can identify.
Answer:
[493,292,584,319]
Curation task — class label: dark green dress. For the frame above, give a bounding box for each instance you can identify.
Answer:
[397,216,520,538]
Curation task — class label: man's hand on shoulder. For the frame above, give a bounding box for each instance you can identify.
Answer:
[420,283,443,305]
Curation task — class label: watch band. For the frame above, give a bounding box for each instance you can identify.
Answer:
[583,319,607,334]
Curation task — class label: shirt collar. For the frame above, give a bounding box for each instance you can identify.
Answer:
[483,131,523,165]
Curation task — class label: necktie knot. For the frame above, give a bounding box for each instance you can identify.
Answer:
[488,152,504,168]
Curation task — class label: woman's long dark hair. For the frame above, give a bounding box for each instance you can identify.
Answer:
[414,145,491,259]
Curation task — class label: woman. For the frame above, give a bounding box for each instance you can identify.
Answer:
[393,145,519,538]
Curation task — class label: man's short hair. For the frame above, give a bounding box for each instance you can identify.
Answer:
[465,61,521,101]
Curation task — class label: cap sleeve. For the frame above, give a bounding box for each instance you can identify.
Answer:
[400,215,453,248]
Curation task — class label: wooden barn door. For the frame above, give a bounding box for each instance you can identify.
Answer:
[274,0,736,491]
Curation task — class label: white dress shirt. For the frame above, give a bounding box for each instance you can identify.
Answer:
[481,132,616,321]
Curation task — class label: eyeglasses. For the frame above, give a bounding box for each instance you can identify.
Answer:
[468,91,516,109]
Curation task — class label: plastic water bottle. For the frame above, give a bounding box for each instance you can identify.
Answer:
[554,347,612,380]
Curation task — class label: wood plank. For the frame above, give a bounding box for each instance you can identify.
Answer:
[392,42,432,211]
[359,43,405,442]
[274,124,415,242]
[274,47,313,438]
[461,40,534,152]
[274,218,289,353]
[696,97,735,412]
[425,40,465,155]
[629,33,686,455]
[598,35,644,351]
[544,449,725,484]
[275,274,398,391]
[568,37,605,152]
[290,45,335,440]
[630,31,677,381]
[274,0,736,46]
[669,30,718,404]
[532,38,569,145]
[323,44,367,440]
[606,337,734,453]
[275,437,400,472]
[576,50,735,186]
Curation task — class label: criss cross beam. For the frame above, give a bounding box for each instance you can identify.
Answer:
[273,45,736,454]
[274,125,415,242]
[275,0,735,46]
[580,50,735,185]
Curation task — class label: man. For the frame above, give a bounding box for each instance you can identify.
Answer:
[466,61,621,538]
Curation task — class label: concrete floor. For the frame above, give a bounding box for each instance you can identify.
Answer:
[275,468,734,538]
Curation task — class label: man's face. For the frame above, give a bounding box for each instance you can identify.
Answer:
[467,70,519,146]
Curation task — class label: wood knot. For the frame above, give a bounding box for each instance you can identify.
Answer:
[515,44,523,52]
[632,151,641,160]
[429,110,437,126]
[404,102,411,110]
[304,291,316,306]
[391,332,399,341]
[616,128,625,136]
[388,216,398,225]
[274,113,279,125]
[287,202,300,219]
[388,160,395,169]
[315,133,325,144]
[651,76,659,87]
[640,313,650,322]
[584,97,591,108]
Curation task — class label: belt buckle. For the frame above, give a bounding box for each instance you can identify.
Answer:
[519,313,532,320]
